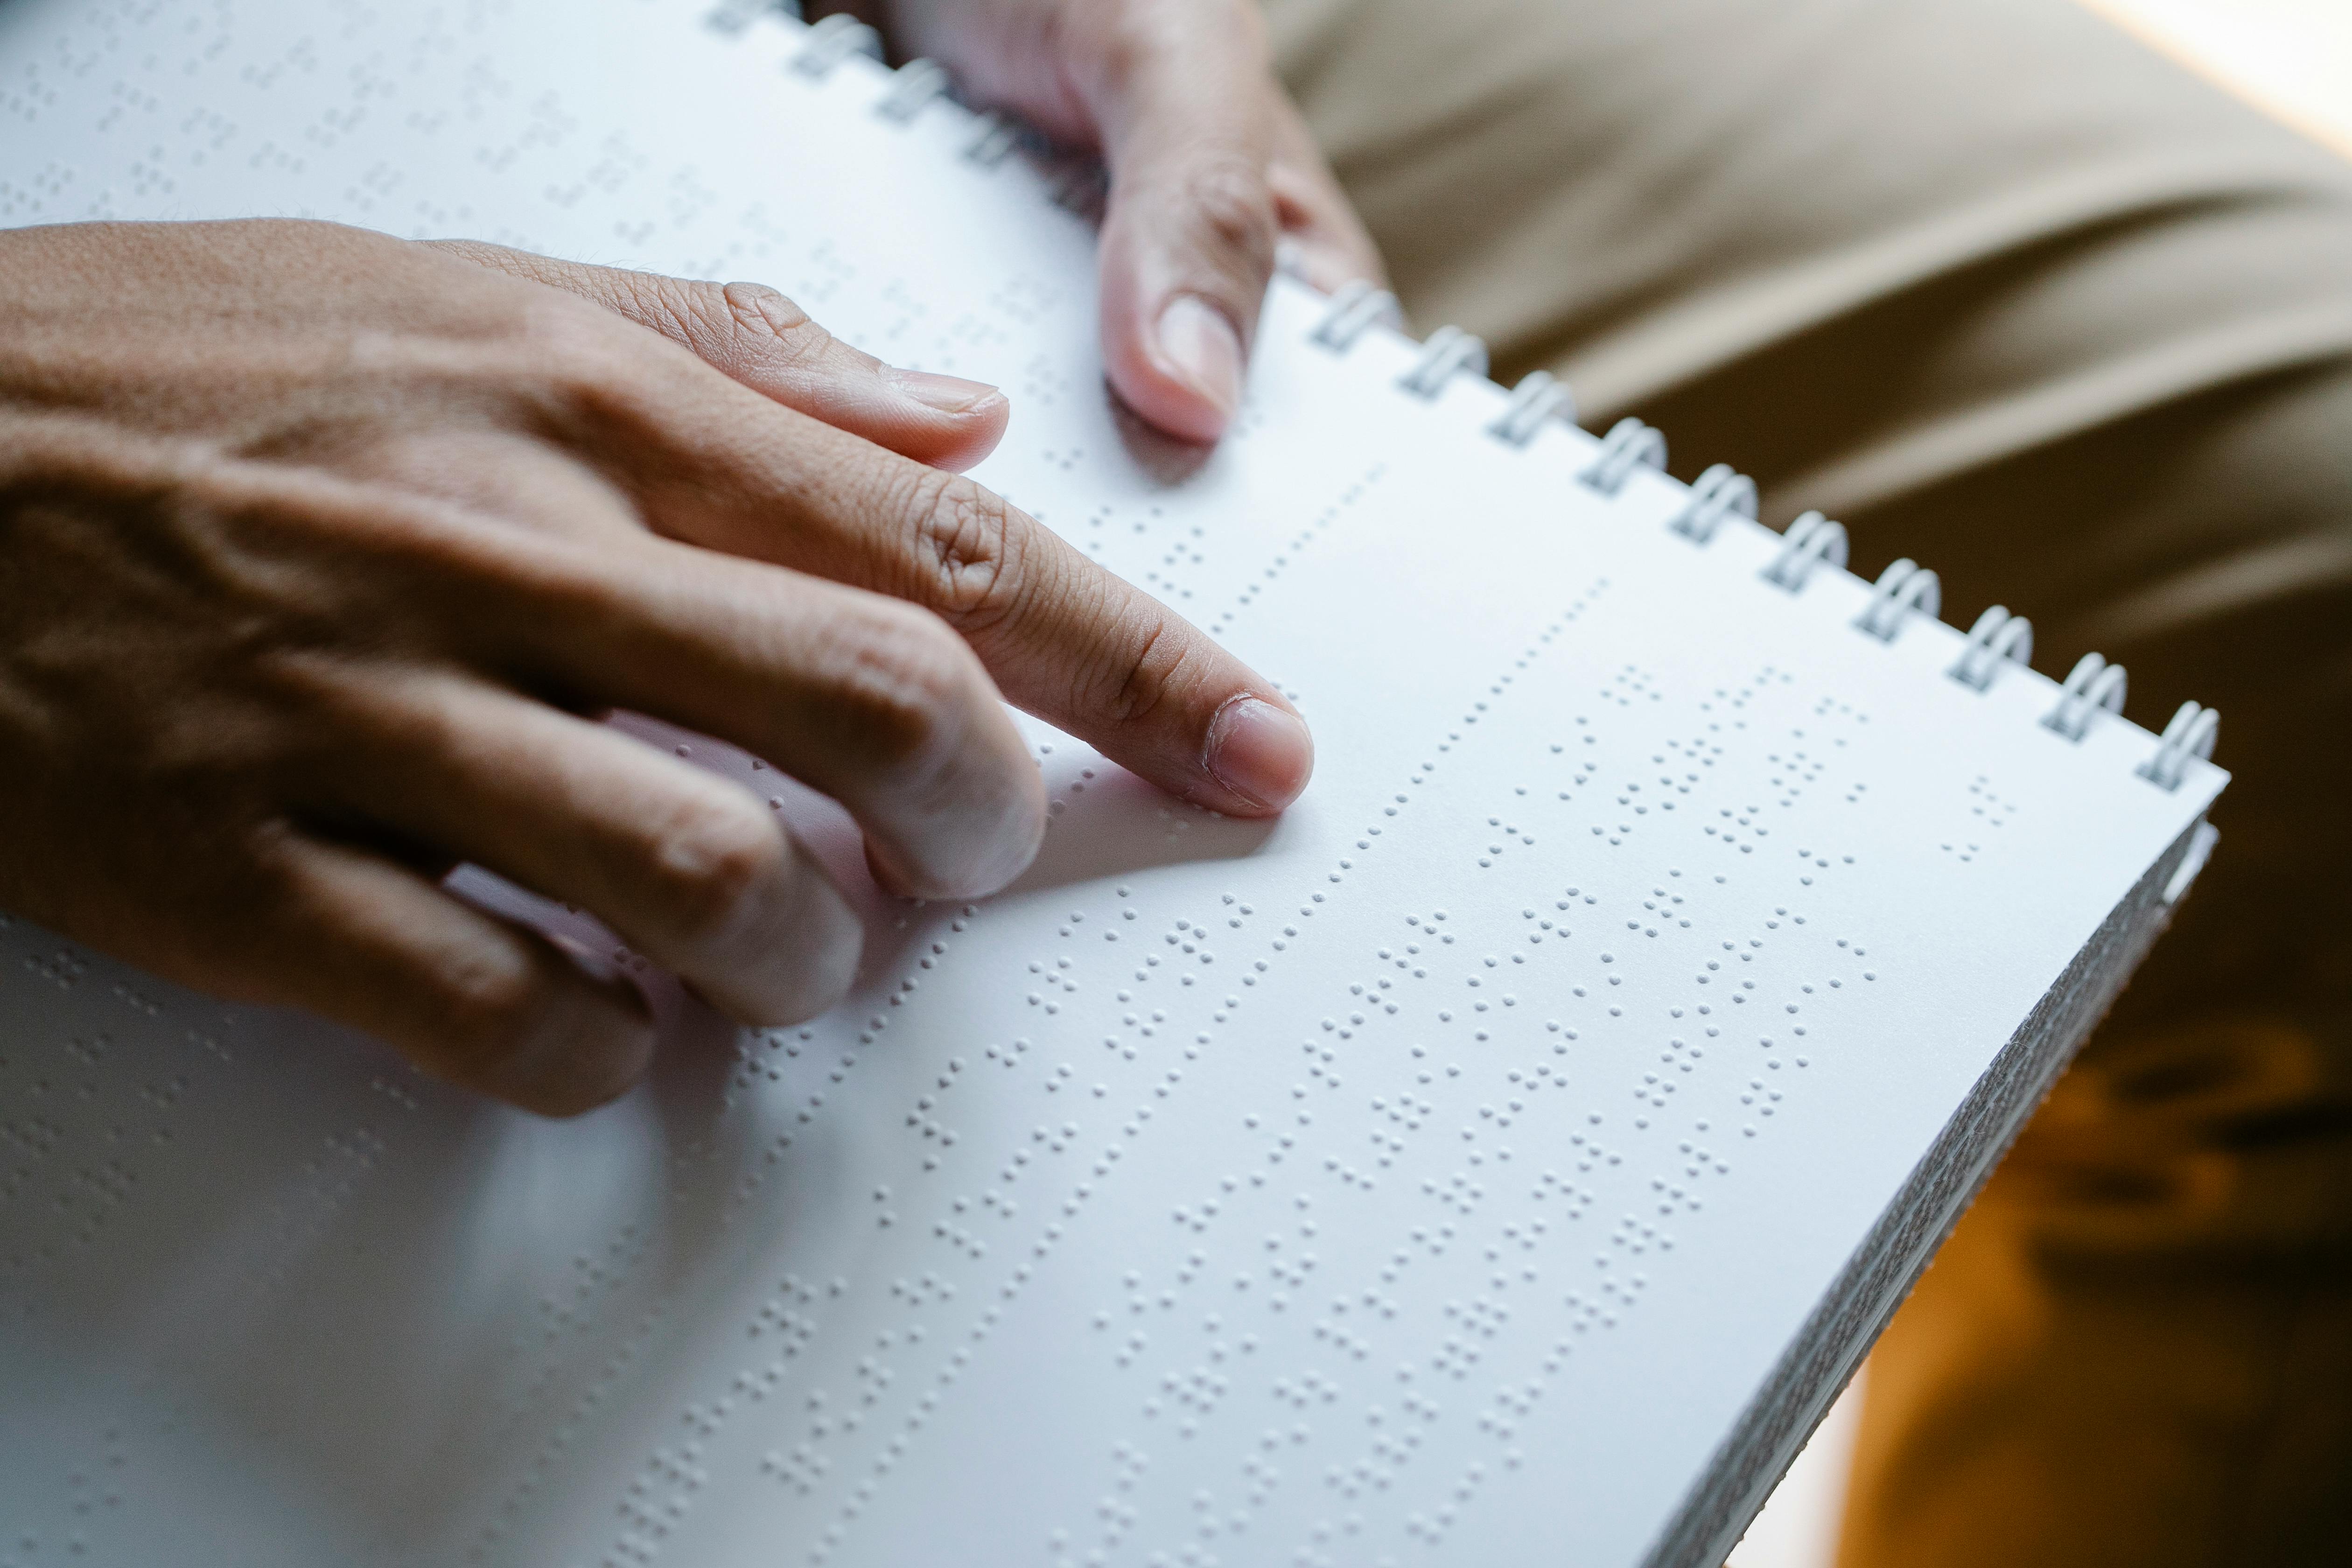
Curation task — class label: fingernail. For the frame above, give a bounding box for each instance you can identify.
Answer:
[1205,696,1313,811]
[887,367,1004,414]
[1155,295,1245,419]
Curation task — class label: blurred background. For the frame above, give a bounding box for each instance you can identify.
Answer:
[1720,15,2351,1568]
[2077,0,2352,155]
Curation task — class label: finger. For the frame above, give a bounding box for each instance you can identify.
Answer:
[603,405,1314,815]
[1071,1,1285,443]
[428,239,1011,472]
[439,521,1048,900]
[1266,95,1390,294]
[317,425,649,547]
[311,673,864,1027]
[176,426,1047,902]
[422,300,1311,819]
[249,826,656,1116]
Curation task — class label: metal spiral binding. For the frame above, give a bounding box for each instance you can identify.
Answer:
[792,12,883,77]
[2044,652,2128,741]
[705,0,792,36]
[763,57,2236,790]
[1855,558,1940,641]
[877,58,951,122]
[964,113,1023,167]
[2138,702,2219,790]
[1310,280,1403,352]
[1488,371,1576,447]
[1670,463,1756,544]
[1762,511,1848,590]
[1949,606,2033,691]
[1399,326,1488,399]
[1579,417,1666,495]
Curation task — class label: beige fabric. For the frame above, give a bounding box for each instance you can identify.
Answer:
[1258,0,2352,1561]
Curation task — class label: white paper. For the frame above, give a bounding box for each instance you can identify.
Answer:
[0,3,2225,1565]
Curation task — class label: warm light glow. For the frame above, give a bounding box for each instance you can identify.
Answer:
[2078,0,2352,155]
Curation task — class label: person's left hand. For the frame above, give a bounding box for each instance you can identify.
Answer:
[814,0,1388,444]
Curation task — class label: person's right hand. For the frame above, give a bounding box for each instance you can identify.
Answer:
[0,218,1313,1114]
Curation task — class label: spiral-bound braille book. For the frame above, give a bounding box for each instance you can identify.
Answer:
[0,2,2228,1565]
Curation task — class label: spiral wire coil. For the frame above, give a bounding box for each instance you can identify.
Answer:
[1311,281,1405,351]
[877,58,951,122]
[1762,511,1848,591]
[1950,607,2033,692]
[1671,464,1757,545]
[1398,326,1489,399]
[791,13,882,76]
[2044,653,2129,742]
[727,14,2228,797]
[1855,558,1940,641]
[1579,417,1667,495]
[2139,703,2220,791]
[1488,371,1577,447]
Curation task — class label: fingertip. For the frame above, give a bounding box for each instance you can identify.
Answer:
[734,847,866,1027]
[1155,295,1245,426]
[886,369,1004,417]
[881,370,1013,472]
[1201,694,1314,816]
[500,969,659,1118]
[862,758,1048,903]
[1116,294,1244,445]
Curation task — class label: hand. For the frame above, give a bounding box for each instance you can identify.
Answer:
[0,219,1314,1113]
[817,0,1387,443]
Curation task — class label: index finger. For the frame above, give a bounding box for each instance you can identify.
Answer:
[803,456,1312,816]
[617,389,1313,816]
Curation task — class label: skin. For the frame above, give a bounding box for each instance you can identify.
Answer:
[0,1,1386,1116]
[814,0,1388,441]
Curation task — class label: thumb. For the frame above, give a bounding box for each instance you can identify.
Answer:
[1076,3,1283,445]
[427,240,1011,472]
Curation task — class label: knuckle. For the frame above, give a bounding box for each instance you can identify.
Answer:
[505,296,693,440]
[425,942,553,1062]
[826,601,977,775]
[795,912,864,1017]
[643,790,789,948]
[1181,152,1278,277]
[721,280,825,365]
[1092,609,1186,729]
[905,470,1025,631]
[641,275,772,372]
[639,273,730,348]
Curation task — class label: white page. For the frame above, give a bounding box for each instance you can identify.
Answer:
[0,3,2225,1565]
